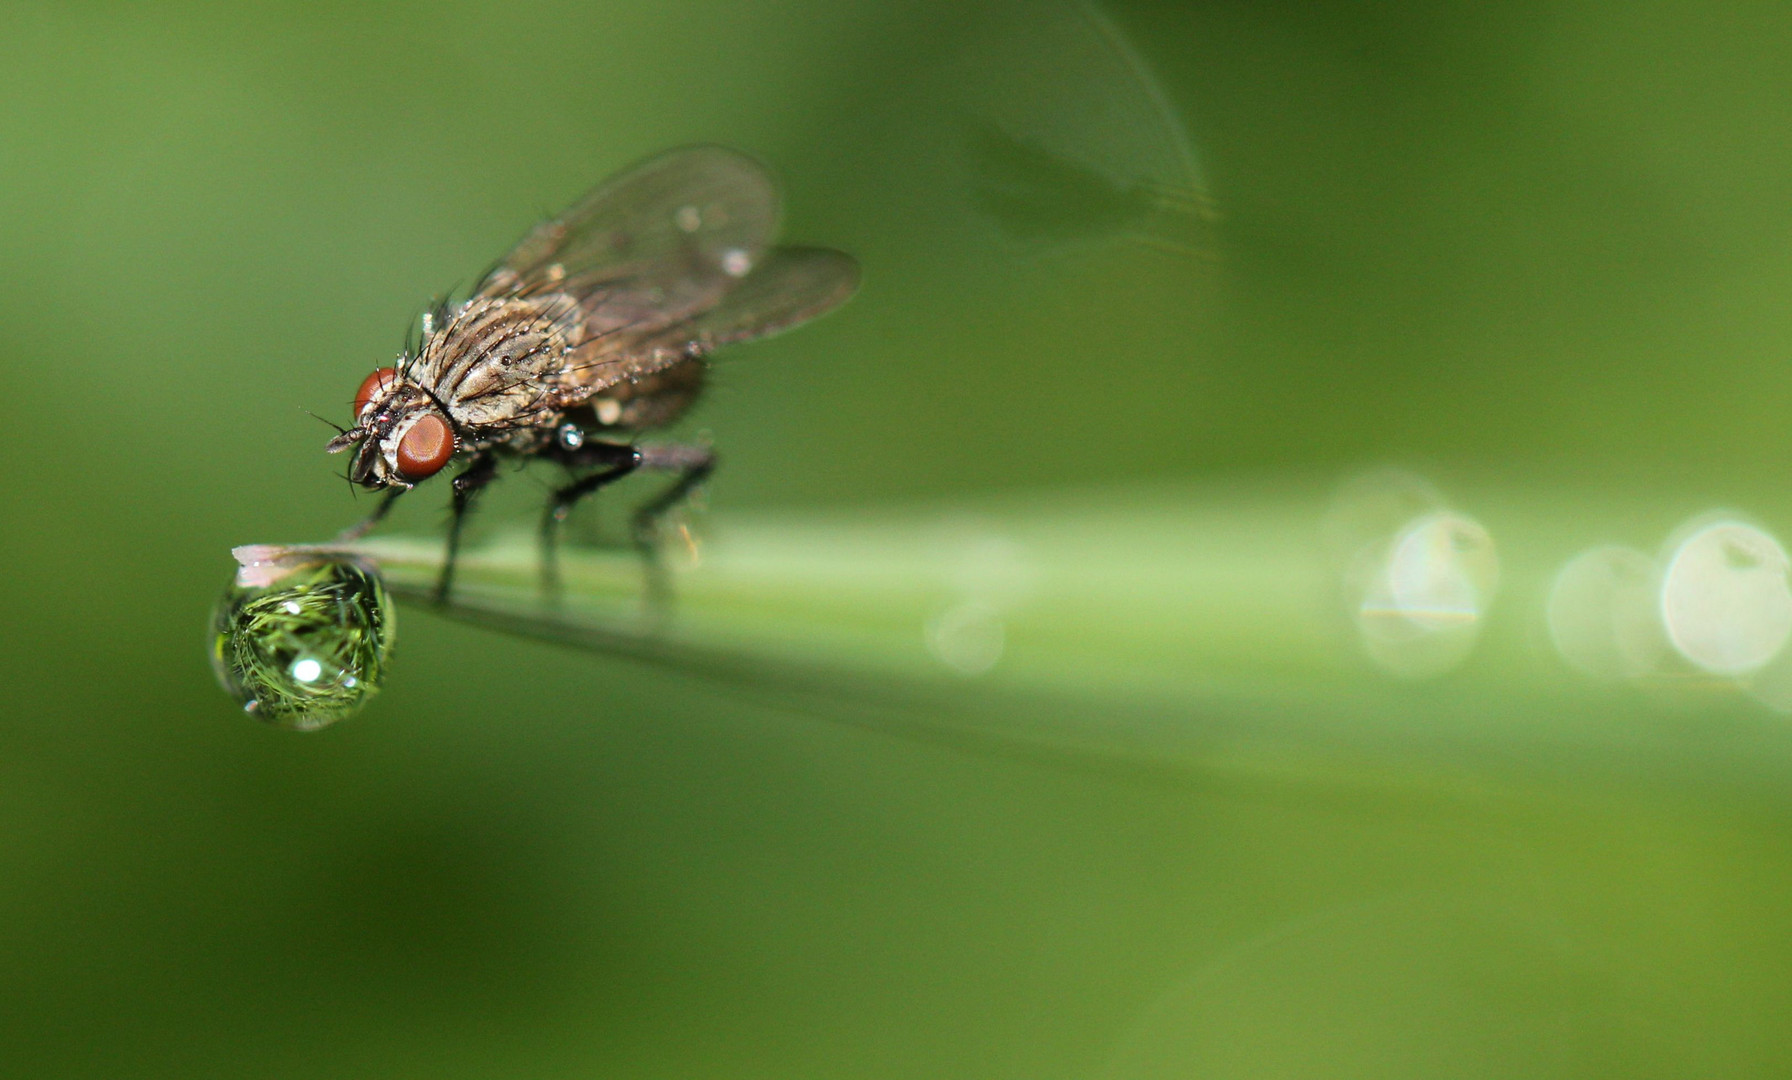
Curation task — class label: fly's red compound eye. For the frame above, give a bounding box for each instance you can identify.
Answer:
[395,412,455,480]
[354,367,399,418]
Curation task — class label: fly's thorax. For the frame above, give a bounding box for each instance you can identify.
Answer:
[415,294,582,435]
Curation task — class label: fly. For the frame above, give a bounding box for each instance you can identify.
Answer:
[325,145,859,603]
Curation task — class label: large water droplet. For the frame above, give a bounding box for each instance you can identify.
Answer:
[210,556,393,731]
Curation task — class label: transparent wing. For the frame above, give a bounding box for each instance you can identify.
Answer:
[560,246,860,391]
[477,145,783,342]
[672,245,860,349]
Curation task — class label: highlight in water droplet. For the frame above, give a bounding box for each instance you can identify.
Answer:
[1351,511,1499,678]
[1325,471,1497,679]
[926,599,1007,675]
[1546,546,1664,680]
[1658,517,1792,677]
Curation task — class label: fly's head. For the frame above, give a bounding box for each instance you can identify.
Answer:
[326,367,457,490]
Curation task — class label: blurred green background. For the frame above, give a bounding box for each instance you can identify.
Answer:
[6,0,1792,1075]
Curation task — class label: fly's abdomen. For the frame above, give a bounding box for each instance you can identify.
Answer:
[586,358,707,431]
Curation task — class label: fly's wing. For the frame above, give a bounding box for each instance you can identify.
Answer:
[561,246,860,388]
[663,246,860,350]
[477,145,782,354]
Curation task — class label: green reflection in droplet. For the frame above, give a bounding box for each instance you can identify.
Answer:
[210,558,393,730]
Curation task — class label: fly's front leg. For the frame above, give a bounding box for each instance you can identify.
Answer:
[336,487,404,542]
[631,443,716,608]
[437,453,498,605]
[540,440,642,603]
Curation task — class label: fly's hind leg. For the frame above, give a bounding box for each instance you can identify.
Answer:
[539,440,642,604]
[536,438,713,611]
[631,443,716,609]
